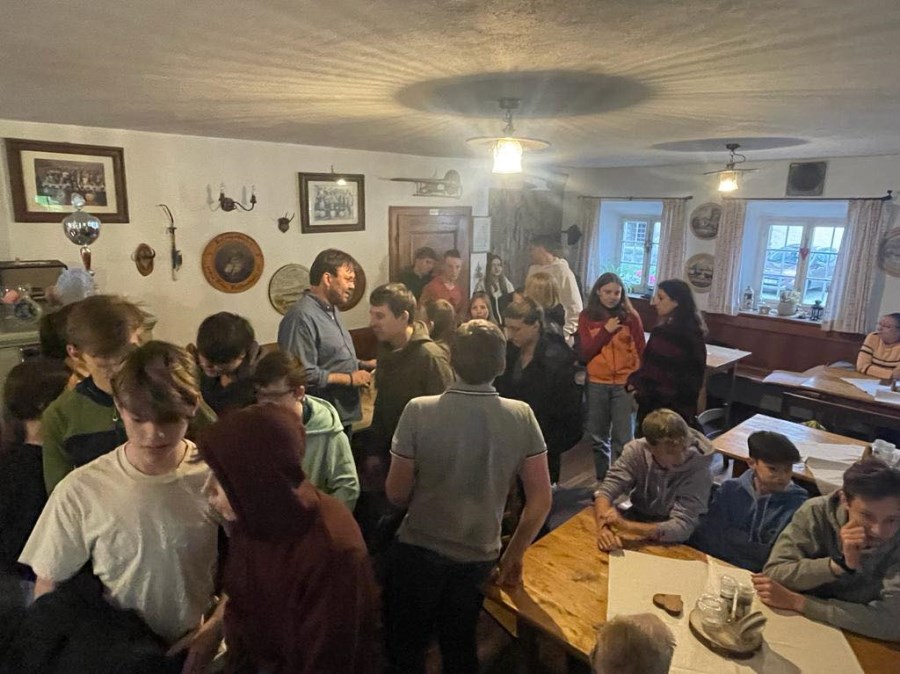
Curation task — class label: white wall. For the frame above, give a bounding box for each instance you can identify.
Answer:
[0,120,492,345]
[562,154,900,320]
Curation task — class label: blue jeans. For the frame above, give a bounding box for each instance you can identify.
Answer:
[586,382,634,480]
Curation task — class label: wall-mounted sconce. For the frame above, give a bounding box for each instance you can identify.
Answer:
[219,184,257,212]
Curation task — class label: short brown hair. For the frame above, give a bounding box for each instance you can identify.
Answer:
[369,283,416,322]
[66,294,145,357]
[424,299,457,343]
[414,246,438,261]
[112,341,200,422]
[253,350,307,389]
[3,358,70,448]
[592,614,675,674]
[642,409,691,446]
[503,297,544,326]
[843,458,900,502]
[451,319,506,384]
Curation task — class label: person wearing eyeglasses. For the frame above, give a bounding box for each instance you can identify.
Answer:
[252,350,360,511]
[857,313,900,381]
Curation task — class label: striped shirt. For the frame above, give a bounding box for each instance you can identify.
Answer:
[856,333,900,379]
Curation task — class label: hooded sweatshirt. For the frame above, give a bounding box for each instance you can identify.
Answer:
[690,469,807,571]
[371,321,454,453]
[577,309,646,384]
[302,395,360,511]
[594,431,714,543]
[764,493,900,642]
[526,257,584,338]
[199,404,381,673]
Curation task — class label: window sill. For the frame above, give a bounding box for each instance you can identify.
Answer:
[738,310,822,326]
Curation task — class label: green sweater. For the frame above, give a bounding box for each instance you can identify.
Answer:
[302,395,360,511]
[764,493,900,641]
[42,377,217,494]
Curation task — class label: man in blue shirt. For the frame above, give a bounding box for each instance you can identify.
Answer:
[278,249,374,432]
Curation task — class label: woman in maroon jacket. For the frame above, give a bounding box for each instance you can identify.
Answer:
[199,404,381,673]
[627,279,707,433]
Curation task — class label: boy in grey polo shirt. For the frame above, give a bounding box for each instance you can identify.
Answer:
[384,319,552,674]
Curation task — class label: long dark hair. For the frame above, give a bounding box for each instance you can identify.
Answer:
[656,279,707,336]
[586,272,634,322]
[482,253,508,293]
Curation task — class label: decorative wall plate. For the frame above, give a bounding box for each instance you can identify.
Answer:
[201,232,264,293]
[689,202,722,240]
[685,253,714,293]
[268,263,311,314]
[878,227,900,278]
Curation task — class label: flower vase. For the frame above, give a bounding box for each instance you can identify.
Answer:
[777,301,797,316]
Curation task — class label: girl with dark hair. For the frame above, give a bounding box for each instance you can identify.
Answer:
[474,254,515,324]
[627,279,707,431]
[577,273,646,479]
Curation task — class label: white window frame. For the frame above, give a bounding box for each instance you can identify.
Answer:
[615,215,661,292]
[756,215,846,308]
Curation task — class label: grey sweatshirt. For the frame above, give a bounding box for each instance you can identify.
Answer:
[595,431,714,543]
[764,493,900,641]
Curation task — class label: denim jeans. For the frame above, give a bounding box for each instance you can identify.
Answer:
[585,382,634,480]
[384,543,495,674]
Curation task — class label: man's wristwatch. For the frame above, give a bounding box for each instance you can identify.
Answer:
[830,553,856,575]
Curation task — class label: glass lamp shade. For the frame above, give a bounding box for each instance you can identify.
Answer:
[717,170,739,192]
[492,138,523,174]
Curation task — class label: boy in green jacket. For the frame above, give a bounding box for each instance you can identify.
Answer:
[753,458,900,641]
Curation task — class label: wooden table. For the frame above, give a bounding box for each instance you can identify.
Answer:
[484,508,900,673]
[766,366,900,433]
[712,414,869,484]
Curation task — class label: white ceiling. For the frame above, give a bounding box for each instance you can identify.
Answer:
[2,0,900,168]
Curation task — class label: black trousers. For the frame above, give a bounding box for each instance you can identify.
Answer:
[384,542,494,674]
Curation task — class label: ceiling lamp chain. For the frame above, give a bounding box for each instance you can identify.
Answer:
[703,143,758,192]
[466,98,550,174]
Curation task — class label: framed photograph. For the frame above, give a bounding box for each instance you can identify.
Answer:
[201,232,265,294]
[685,253,714,293]
[298,172,365,233]
[689,202,721,240]
[5,138,129,222]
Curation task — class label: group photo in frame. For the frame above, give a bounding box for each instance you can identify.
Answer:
[298,172,365,233]
[5,138,129,222]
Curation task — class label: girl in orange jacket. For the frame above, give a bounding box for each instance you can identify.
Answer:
[577,273,645,480]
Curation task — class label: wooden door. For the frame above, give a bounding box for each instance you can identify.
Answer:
[389,206,473,297]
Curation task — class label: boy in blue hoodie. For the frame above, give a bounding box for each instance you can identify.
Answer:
[691,430,807,571]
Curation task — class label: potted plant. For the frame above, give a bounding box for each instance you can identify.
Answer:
[777,289,800,316]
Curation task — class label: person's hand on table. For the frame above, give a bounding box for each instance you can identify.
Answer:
[493,552,524,588]
[598,507,621,527]
[596,525,623,552]
[751,574,805,613]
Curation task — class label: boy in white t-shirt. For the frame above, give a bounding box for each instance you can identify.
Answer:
[20,341,223,668]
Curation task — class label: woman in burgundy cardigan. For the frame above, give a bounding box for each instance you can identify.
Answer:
[627,279,707,432]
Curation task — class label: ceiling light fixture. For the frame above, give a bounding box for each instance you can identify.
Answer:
[704,143,757,192]
[467,98,550,174]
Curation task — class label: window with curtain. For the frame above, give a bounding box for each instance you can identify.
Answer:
[617,216,661,291]
[758,217,845,306]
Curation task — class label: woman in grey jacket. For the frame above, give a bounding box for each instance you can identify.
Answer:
[593,408,713,551]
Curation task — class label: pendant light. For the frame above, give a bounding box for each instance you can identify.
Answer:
[703,143,757,192]
[467,98,550,174]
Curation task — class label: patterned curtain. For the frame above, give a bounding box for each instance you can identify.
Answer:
[656,198,688,283]
[573,197,602,287]
[822,199,887,333]
[706,199,747,315]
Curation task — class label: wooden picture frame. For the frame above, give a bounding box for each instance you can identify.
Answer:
[200,232,265,294]
[298,172,365,233]
[5,138,129,222]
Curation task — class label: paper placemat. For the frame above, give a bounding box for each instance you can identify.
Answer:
[795,443,865,463]
[841,377,880,397]
[607,550,862,674]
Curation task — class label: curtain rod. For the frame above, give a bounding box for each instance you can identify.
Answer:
[577,195,693,201]
[722,190,893,202]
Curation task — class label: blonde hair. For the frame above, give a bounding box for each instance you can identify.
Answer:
[524,272,560,310]
[592,614,675,674]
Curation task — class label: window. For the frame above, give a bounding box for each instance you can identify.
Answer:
[758,218,845,306]
[617,217,661,291]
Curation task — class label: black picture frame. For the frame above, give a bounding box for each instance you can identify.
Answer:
[298,172,365,234]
